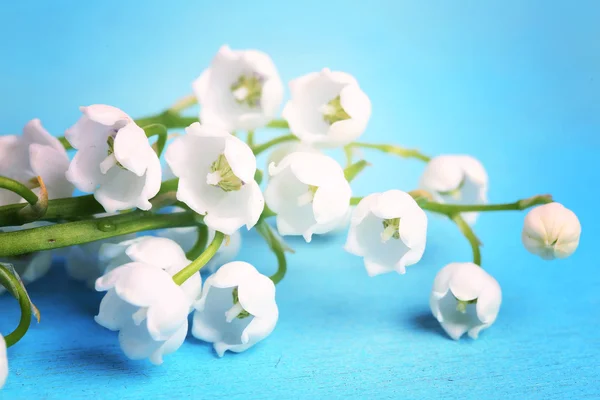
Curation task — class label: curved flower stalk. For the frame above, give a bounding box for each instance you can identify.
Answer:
[0,222,53,295]
[0,335,6,388]
[265,152,352,242]
[157,227,241,273]
[419,155,488,225]
[345,190,428,276]
[282,68,371,148]
[94,237,200,364]
[0,119,73,206]
[65,105,161,213]
[193,45,284,131]
[430,262,501,340]
[522,202,581,260]
[192,261,278,357]
[166,122,264,235]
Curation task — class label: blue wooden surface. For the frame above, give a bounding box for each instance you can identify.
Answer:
[0,1,599,398]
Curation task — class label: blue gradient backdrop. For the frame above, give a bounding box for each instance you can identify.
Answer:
[0,1,598,399]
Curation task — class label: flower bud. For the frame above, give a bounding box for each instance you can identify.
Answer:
[522,202,581,260]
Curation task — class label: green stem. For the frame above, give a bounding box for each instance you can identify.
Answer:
[451,214,482,265]
[143,124,168,157]
[344,160,370,182]
[255,220,289,284]
[169,95,197,113]
[247,131,255,147]
[134,111,198,129]
[420,194,553,214]
[350,197,362,206]
[59,136,73,151]
[350,142,431,162]
[185,224,209,260]
[0,211,197,257]
[266,119,289,129]
[343,145,353,168]
[173,231,224,285]
[260,204,277,219]
[0,176,38,205]
[252,134,298,156]
[0,264,33,347]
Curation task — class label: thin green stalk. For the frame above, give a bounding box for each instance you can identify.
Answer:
[420,194,553,214]
[157,178,179,195]
[266,119,289,129]
[169,95,197,113]
[252,134,298,156]
[185,224,209,260]
[134,112,198,129]
[451,214,482,266]
[59,136,73,151]
[0,263,33,347]
[344,160,370,182]
[143,124,168,157]
[0,211,197,257]
[350,197,362,206]
[0,176,39,205]
[255,220,291,284]
[350,142,431,162]
[173,231,224,285]
[343,145,353,168]
[247,130,255,147]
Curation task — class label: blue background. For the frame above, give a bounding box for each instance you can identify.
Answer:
[0,1,598,398]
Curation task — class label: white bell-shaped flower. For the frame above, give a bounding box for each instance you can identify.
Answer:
[0,222,53,295]
[193,45,284,131]
[419,155,488,225]
[430,262,502,340]
[64,232,136,288]
[0,119,73,206]
[522,202,581,260]
[282,68,371,148]
[65,105,161,213]
[95,237,200,365]
[192,261,278,357]
[165,122,264,235]
[157,227,242,273]
[265,152,352,242]
[345,190,428,276]
[0,335,7,388]
[266,141,319,169]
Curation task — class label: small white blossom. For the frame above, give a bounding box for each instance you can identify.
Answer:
[193,45,284,131]
[95,237,200,365]
[430,262,501,340]
[282,68,371,148]
[0,119,73,206]
[522,202,581,260]
[0,222,53,295]
[157,227,241,273]
[0,335,6,388]
[65,105,161,213]
[192,261,278,357]
[266,141,319,170]
[419,155,488,225]
[345,190,427,276]
[166,122,264,235]
[265,152,352,242]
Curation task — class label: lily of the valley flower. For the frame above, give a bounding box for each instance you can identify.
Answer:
[0,222,53,295]
[345,190,428,276]
[522,202,581,260]
[166,123,264,235]
[282,68,371,148]
[0,119,73,206]
[192,261,278,357]
[65,105,161,213]
[266,141,320,170]
[193,45,284,131]
[95,237,200,365]
[265,152,352,242]
[157,227,241,273]
[0,335,6,388]
[419,155,488,225]
[430,262,502,340]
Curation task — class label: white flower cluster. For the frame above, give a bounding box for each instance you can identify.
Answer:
[0,44,583,376]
